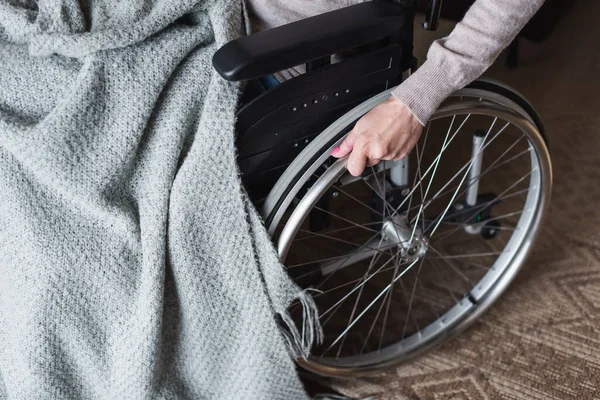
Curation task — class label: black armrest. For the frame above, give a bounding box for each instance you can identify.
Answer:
[212,1,406,81]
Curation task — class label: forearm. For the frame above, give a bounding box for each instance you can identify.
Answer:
[392,0,545,125]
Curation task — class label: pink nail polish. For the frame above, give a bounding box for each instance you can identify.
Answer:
[331,146,340,156]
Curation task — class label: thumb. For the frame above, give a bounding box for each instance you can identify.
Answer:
[331,129,356,158]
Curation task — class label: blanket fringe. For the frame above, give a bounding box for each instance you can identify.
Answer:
[279,289,324,360]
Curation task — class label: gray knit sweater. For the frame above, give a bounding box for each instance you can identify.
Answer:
[247,0,546,124]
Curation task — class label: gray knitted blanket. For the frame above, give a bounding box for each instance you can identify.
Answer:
[0,0,323,398]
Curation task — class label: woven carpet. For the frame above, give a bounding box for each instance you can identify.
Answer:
[325,1,600,399]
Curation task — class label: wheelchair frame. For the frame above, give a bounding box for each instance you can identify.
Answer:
[210,0,552,376]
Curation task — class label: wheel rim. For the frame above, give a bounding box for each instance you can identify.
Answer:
[264,92,552,376]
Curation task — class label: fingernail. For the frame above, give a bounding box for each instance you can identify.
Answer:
[330,146,340,156]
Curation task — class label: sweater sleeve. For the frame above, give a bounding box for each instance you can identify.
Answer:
[391,0,545,126]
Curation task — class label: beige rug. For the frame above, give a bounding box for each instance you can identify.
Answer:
[328,1,600,399]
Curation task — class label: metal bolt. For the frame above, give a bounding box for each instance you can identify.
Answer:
[332,191,339,197]
[302,103,308,108]
[454,203,464,210]
[291,106,297,112]
[313,99,318,104]
[422,22,429,29]
[334,92,340,97]
[304,139,309,144]
[322,95,328,101]
[293,142,299,147]
[344,88,350,94]
[401,188,410,196]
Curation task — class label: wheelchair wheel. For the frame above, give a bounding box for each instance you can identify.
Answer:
[261,80,552,377]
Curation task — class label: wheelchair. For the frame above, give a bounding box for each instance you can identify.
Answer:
[213,0,552,377]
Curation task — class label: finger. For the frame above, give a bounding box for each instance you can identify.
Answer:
[347,143,369,177]
[331,128,357,158]
[366,158,381,167]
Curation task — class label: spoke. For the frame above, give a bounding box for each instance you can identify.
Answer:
[324,257,422,353]
[377,269,410,351]
[376,250,410,351]
[431,220,515,228]
[409,264,442,320]
[431,187,528,228]
[334,235,387,358]
[414,117,458,214]
[464,262,492,270]
[405,154,420,222]
[427,251,503,260]
[332,249,488,308]
[418,123,431,167]
[406,125,431,223]
[426,165,531,236]
[320,246,389,332]
[485,211,524,223]
[485,225,516,231]
[359,285,390,355]
[320,247,403,320]
[293,221,383,241]
[401,257,425,339]
[311,204,380,234]
[312,229,385,292]
[428,245,475,285]
[292,247,383,283]
[429,185,529,244]
[291,228,388,284]
[409,121,515,221]
[389,114,472,219]
[361,166,414,274]
[382,161,389,220]
[415,141,427,232]
[286,241,402,269]
[482,146,532,176]
[410,116,470,243]
[360,174,395,216]
[431,221,517,242]
[288,253,397,316]
[331,183,386,219]
[297,228,381,250]
[309,262,401,299]
[479,133,526,173]
[428,119,500,237]
[404,144,531,218]
[370,165,393,215]
[427,257,460,303]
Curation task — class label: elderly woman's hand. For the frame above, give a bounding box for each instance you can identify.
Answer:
[330,96,424,176]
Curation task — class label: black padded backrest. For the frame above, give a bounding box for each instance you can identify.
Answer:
[236,44,406,200]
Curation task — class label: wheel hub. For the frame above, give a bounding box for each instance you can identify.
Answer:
[381,215,429,262]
